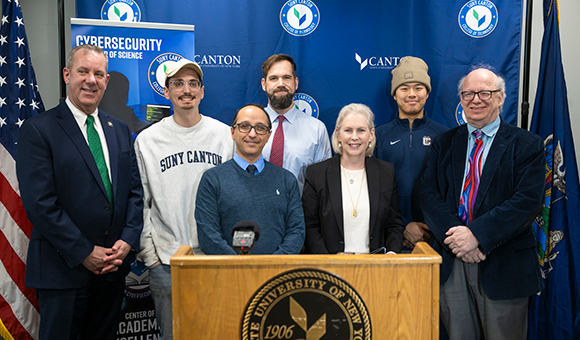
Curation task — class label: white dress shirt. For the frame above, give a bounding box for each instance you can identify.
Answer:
[66,98,112,181]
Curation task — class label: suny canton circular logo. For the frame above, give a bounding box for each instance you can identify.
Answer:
[148,53,185,96]
[458,0,498,38]
[101,0,141,22]
[455,103,467,126]
[280,0,320,36]
[241,268,371,340]
[294,93,319,118]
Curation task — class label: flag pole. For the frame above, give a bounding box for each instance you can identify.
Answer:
[58,0,65,100]
[520,0,534,130]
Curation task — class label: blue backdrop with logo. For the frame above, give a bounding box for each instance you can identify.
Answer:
[76,0,522,133]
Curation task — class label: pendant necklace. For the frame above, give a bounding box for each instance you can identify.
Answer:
[342,164,365,218]
[344,166,363,184]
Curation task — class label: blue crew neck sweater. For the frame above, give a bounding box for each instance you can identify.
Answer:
[195,159,305,255]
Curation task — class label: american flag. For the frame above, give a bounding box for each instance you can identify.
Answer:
[0,0,44,339]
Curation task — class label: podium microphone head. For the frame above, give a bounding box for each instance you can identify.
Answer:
[231,220,260,254]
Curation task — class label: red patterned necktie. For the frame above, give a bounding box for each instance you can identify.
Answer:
[458,131,484,224]
[269,115,285,167]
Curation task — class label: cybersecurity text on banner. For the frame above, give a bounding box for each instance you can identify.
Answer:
[70,19,195,135]
[528,0,580,339]
[0,0,44,339]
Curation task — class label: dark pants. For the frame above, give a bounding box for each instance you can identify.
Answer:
[36,277,125,340]
[440,258,528,340]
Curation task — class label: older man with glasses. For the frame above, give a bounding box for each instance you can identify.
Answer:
[420,67,545,340]
[195,103,305,255]
[134,58,234,340]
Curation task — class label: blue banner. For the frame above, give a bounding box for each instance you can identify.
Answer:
[75,0,523,133]
[71,19,196,133]
[528,0,580,338]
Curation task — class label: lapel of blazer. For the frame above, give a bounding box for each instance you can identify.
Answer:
[365,157,380,237]
[474,119,510,214]
[56,101,107,201]
[451,125,469,208]
[327,155,345,239]
[55,102,108,201]
[99,110,118,197]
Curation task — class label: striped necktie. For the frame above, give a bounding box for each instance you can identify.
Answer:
[86,115,113,205]
[458,131,484,224]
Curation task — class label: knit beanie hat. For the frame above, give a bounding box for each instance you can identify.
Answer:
[391,56,431,95]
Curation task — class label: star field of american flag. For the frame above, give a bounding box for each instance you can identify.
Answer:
[0,0,44,156]
[0,0,43,339]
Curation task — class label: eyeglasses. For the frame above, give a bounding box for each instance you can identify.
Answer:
[168,80,202,90]
[461,90,501,101]
[233,123,270,135]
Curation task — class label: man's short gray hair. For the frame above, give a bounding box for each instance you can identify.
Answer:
[66,44,108,72]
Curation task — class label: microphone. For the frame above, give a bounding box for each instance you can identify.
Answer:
[231,220,260,255]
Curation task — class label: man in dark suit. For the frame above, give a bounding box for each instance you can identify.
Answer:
[421,67,544,339]
[16,44,143,340]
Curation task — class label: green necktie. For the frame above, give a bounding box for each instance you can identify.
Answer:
[86,115,113,205]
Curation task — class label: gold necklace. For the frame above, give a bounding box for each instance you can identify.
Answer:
[344,167,363,184]
[342,165,365,218]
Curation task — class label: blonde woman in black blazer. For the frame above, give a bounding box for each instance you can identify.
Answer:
[302,103,404,254]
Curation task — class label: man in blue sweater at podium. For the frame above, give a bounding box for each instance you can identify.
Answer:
[195,104,305,254]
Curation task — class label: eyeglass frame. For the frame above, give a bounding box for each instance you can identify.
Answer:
[460,89,502,101]
[167,79,203,90]
[232,123,271,135]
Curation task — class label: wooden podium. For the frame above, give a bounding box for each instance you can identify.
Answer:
[170,242,441,339]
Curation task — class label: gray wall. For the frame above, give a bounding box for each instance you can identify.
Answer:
[525,0,580,167]
[20,0,74,109]
[18,1,580,167]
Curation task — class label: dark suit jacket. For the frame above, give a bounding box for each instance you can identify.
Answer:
[302,155,404,254]
[17,101,143,289]
[421,119,544,300]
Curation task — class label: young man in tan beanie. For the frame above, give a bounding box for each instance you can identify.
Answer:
[374,56,448,249]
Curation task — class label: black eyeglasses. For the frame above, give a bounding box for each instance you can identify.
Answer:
[460,90,501,101]
[168,80,202,90]
[233,123,270,135]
